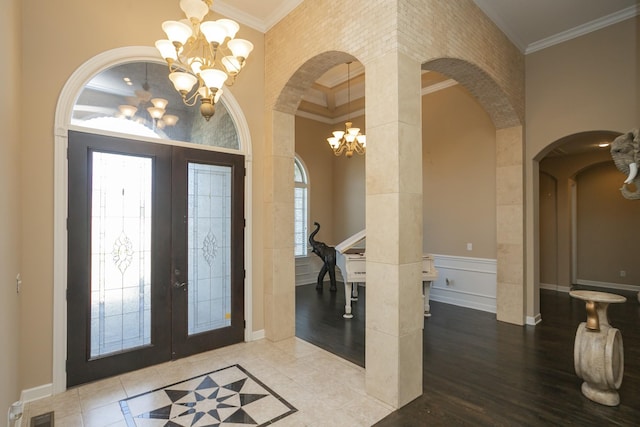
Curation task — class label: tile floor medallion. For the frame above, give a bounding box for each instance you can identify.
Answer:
[119,364,297,426]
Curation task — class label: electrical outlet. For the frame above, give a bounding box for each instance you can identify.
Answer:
[466,243,472,251]
[620,270,626,277]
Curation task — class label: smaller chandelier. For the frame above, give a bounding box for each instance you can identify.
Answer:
[326,62,366,158]
[155,0,254,121]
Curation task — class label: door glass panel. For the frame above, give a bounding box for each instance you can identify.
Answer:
[188,163,232,335]
[90,152,152,357]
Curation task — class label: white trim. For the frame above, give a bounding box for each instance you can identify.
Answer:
[539,282,571,293]
[421,79,458,96]
[430,254,497,314]
[526,5,640,54]
[250,329,265,341]
[526,313,542,326]
[576,279,640,293]
[53,46,254,393]
[214,0,303,33]
[20,384,53,404]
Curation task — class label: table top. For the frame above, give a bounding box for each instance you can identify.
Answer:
[569,290,627,304]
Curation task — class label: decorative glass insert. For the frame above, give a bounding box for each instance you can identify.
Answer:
[90,152,152,357]
[187,163,232,335]
[294,157,308,256]
[71,61,239,148]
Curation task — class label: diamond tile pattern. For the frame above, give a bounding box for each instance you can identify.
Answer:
[119,364,296,426]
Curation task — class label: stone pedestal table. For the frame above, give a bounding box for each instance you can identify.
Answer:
[569,290,626,406]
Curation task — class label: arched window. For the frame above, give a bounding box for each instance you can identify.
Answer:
[294,156,309,256]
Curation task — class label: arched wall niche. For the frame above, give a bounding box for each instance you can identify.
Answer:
[52,46,254,393]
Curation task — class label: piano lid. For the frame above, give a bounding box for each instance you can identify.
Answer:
[335,229,366,254]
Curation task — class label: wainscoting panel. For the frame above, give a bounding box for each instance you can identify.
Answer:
[430,254,497,313]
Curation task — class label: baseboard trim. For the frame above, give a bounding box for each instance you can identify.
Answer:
[250,329,265,341]
[576,279,640,293]
[20,383,52,404]
[539,283,571,293]
[526,313,542,325]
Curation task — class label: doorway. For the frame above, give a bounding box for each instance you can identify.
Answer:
[66,131,245,386]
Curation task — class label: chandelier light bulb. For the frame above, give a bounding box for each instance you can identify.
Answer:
[118,105,137,119]
[155,40,178,61]
[200,68,228,91]
[222,56,241,75]
[217,19,240,39]
[162,20,193,46]
[179,0,209,23]
[227,38,254,60]
[147,107,166,120]
[169,71,198,93]
[151,98,169,109]
[163,114,179,126]
[200,21,228,45]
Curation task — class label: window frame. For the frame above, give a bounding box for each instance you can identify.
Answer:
[294,156,309,257]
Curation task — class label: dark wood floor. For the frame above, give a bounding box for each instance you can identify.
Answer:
[295,284,640,426]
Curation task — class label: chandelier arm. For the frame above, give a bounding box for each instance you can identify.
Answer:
[181,90,201,107]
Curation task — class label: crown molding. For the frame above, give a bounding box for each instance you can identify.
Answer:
[214,0,303,33]
[526,4,639,54]
[421,79,458,96]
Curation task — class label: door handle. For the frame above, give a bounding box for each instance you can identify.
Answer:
[174,281,187,290]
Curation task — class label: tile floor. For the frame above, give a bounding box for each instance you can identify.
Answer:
[23,338,393,426]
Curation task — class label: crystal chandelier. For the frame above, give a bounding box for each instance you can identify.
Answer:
[326,62,366,157]
[155,0,254,121]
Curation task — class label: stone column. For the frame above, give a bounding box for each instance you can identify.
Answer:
[264,110,296,341]
[365,51,424,408]
[496,126,525,324]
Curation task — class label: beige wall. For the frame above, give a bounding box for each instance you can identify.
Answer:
[538,172,558,285]
[526,17,638,155]
[1,0,22,413]
[20,0,266,391]
[540,150,612,288]
[298,81,497,260]
[576,162,640,285]
[295,116,336,243]
[541,150,640,288]
[423,84,496,258]
[526,16,638,318]
[295,114,366,246]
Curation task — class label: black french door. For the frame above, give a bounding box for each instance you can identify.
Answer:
[67,131,244,386]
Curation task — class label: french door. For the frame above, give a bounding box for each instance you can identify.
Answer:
[67,131,245,387]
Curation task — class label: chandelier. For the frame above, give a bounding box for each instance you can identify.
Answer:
[155,0,254,121]
[118,64,179,130]
[326,62,366,157]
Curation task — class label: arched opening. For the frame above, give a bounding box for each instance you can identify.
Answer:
[535,130,637,301]
[422,57,525,324]
[52,46,254,392]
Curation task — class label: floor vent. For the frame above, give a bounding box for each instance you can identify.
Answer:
[30,411,54,427]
